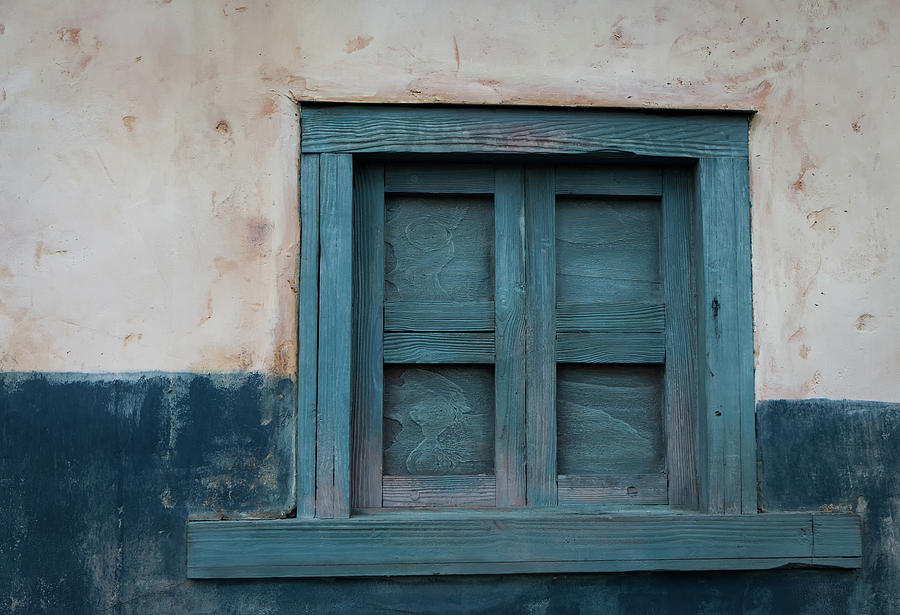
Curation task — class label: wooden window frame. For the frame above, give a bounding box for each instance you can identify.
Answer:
[186,104,860,578]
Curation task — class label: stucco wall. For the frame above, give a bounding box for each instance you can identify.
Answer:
[1,0,898,399]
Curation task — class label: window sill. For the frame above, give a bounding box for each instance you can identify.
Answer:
[187,510,861,578]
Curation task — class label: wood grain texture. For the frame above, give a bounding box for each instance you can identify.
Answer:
[315,153,353,519]
[696,157,746,514]
[732,158,757,515]
[187,512,860,578]
[557,475,667,506]
[351,162,384,509]
[384,301,494,331]
[385,194,494,302]
[301,105,751,158]
[525,167,557,506]
[556,365,665,476]
[383,332,495,363]
[382,475,496,507]
[555,196,662,303]
[662,169,700,509]
[555,332,665,363]
[555,166,662,196]
[494,167,526,506]
[297,154,319,519]
[383,366,494,476]
[813,514,863,557]
[556,302,665,332]
[385,163,495,193]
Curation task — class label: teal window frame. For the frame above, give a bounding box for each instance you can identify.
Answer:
[186,104,860,578]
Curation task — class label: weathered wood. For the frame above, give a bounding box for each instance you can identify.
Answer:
[187,512,861,578]
[696,157,747,514]
[494,167,526,506]
[556,302,665,332]
[297,154,319,519]
[813,514,863,558]
[732,158,757,515]
[556,365,665,476]
[383,332,495,363]
[556,332,665,363]
[384,301,494,331]
[556,196,663,303]
[557,474,667,506]
[350,162,384,509]
[385,194,494,302]
[301,105,751,158]
[662,169,700,509]
[187,555,862,578]
[382,476,496,507]
[316,153,353,518]
[555,166,662,196]
[383,366,495,476]
[525,167,557,506]
[385,163,495,193]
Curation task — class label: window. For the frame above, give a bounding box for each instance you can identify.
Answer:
[348,161,694,512]
[187,104,860,578]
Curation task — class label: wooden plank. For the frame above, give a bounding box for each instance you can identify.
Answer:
[557,475,667,506]
[188,556,861,578]
[696,158,745,514]
[350,162,384,509]
[555,195,663,303]
[555,166,662,195]
[383,332,495,363]
[315,153,353,519]
[384,301,494,331]
[382,476,496,507]
[301,105,751,159]
[556,365,665,476]
[195,554,858,578]
[383,366,495,476]
[384,194,494,302]
[556,302,665,332]
[662,169,700,509]
[525,167,556,506]
[187,512,860,578]
[385,163,495,193]
[732,158,757,515]
[556,332,665,363]
[297,154,319,519]
[494,167,526,506]
[813,515,862,558]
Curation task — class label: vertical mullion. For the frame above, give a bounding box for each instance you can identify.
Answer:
[297,153,319,519]
[495,167,526,507]
[525,167,557,506]
[351,163,384,509]
[662,168,699,509]
[316,153,353,518]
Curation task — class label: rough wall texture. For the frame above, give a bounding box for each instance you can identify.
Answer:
[2,376,897,614]
[1,0,898,399]
[2,2,898,612]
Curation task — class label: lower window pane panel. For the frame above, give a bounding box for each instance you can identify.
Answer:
[383,365,495,476]
[556,364,665,477]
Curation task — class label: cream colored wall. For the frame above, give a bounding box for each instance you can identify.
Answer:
[1,0,897,400]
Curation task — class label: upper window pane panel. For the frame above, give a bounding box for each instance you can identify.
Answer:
[384,195,494,302]
[556,197,662,303]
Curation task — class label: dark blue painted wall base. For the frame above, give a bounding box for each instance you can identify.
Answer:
[1,374,897,614]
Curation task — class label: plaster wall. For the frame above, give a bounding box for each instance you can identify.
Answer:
[1,0,898,400]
